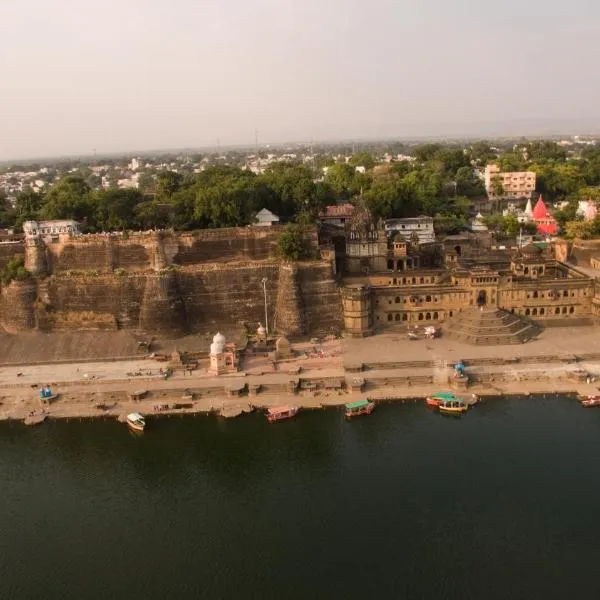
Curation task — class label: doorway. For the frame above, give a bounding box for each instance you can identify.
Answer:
[477,290,487,307]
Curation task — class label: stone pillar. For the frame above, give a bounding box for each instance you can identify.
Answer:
[24,238,48,276]
[1,279,37,331]
[139,270,187,335]
[273,262,305,337]
[341,284,373,337]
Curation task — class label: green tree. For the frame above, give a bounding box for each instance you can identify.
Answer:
[324,163,370,200]
[94,189,143,231]
[0,255,30,285]
[15,189,44,222]
[156,170,184,202]
[277,224,310,260]
[41,176,94,223]
[260,163,323,219]
[349,151,375,170]
[455,167,485,197]
[490,176,504,197]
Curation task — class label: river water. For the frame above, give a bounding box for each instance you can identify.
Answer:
[2,396,600,599]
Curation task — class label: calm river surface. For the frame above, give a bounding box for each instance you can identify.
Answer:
[3,396,600,599]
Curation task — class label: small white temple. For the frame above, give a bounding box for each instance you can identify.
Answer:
[470,212,488,232]
[208,332,239,375]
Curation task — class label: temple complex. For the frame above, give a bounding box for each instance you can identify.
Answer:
[334,206,598,342]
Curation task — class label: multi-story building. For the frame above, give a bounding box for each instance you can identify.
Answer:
[484,164,536,199]
[385,216,435,244]
[337,209,596,337]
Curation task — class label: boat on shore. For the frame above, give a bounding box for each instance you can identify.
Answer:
[266,406,298,423]
[345,399,375,418]
[126,412,146,432]
[426,392,460,408]
[438,398,468,415]
[579,395,600,407]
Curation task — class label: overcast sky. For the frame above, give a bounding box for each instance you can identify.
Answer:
[1,0,599,160]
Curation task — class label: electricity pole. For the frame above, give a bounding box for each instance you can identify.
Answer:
[262,277,269,335]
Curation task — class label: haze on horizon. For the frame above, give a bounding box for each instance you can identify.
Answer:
[1,0,599,161]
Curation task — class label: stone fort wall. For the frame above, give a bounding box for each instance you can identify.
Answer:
[37,227,287,274]
[0,227,342,337]
[0,241,25,270]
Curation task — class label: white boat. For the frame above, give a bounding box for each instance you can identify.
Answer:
[126,412,146,432]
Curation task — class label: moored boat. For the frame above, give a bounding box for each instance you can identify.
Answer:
[126,412,146,432]
[426,392,459,408]
[266,406,298,423]
[438,398,468,415]
[579,395,600,408]
[345,399,375,418]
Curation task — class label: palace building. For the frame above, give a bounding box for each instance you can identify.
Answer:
[333,208,597,339]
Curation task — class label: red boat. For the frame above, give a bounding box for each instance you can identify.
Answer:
[266,405,299,422]
[579,395,600,407]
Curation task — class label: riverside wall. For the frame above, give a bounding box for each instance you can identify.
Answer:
[0,227,343,337]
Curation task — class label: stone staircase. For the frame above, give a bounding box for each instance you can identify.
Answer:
[443,308,540,346]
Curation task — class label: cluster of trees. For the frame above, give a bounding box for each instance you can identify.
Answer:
[0,146,486,234]
[3,140,600,239]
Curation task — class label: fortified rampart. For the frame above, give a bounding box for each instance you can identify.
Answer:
[0,227,343,338]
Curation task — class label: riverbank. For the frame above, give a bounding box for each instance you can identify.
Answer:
[2,329,600,424]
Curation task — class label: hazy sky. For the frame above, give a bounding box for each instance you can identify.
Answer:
[1,0,599,159]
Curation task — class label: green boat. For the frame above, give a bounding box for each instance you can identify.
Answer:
[345,399,375,418]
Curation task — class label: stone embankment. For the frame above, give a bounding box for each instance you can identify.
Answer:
[1,350,599,425]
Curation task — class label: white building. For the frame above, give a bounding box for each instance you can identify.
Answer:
[129,158,141,171]
[384,216,435,244]
[23,220,80,238]
[254,208,280,227]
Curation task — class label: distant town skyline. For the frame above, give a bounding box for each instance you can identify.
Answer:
[1,0,599,161]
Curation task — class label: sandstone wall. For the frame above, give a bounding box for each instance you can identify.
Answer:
[0,242,25,270]
[173,227,283,264]
[0,280,37,331]
[8,227,336,337]
[297,262,343,336]
[178,263,280,334]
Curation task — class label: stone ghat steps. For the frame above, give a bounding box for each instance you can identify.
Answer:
[444,308,539,346]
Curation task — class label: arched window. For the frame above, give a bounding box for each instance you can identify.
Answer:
[393,278,397,285]
[563,290,568,297]
[533,291,538,298]
[449,311,453,317]
[426,312,431,320]
[419,277,424,284]
[525,308,531,316]
[433,312,439,320]
[412,277,416,284]
[540,308,545,315]
[387,314,393,321]
[532,308,537,316]
[395,314,401,321]
[418,313,424,321]
[395,297,400,304]
[555,307,561,315]
[402,313,408,321]
[569,306,575,314]
[387,260,394,270]
[426,295,432,302]
[402,278,407,284]
[562,307,568,314]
